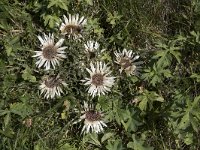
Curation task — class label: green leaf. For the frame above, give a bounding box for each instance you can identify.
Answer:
[42,14,60,28]
[184,133,193,145]
[10,102,33,119]
[48,0,68,10]
[101,52,112,61]
[85,0,93,5]
[127,135,154,150]
[61,112,67,119]
[178,112,190,130]
[5,36,20,56]
[0,128,14,138]
[170,50,181,63]
[4,112,11,127]
[138,98,148,111]
[101,132,114,143]
[83,133,101,147]
[0,109,10,116]
[137,90,164,111]
[106,139,123,150]
[3,74,17,89]
[48,0,57,8]
[190,31,200,43]
[57,2,68,11]
[190,116,199,132]
[106,11,122,27]
[34,141,48,150]
[191,73,200,82]
[20,93,31,103]
[5,46,13,56]
[127,142,135,149]
[22,66,36,82]
[129,76,139,83]
[85,18,104,37]
[120,109,142,132]
[58,143,77,150]
[0,59,6,74]
[162,69,172,78]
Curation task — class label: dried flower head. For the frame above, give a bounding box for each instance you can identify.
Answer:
[22,118,32,127]
[39,75,67,99]
[84,40,99,53]
[33,33,67,70]
[59,14,87,39]
[81,62,115,97]
[74,102,107,134]
[114,49,143,76]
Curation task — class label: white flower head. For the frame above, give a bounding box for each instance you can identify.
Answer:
[39,75,67,99]
[84,40,100,59]
[59,14,87,39]
[74,101,107,134]
[114,49,143,76]
[81,61,115,97]
[33,33,67,70]
[84,40,99,53]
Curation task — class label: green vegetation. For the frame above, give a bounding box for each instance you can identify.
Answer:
[0,0,200,149]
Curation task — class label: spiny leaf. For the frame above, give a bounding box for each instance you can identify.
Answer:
[22,66,36,82]
[127,135,154,150]
[10,102,33,119]
[101,132,115,143]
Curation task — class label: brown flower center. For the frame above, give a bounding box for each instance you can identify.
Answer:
[120,57,132,69]
[63,25,82,35]
[92,73,104,86]
[43,45,57,60]
[45,77,60,88]
[85,111,101,122]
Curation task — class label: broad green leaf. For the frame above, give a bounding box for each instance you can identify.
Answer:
[22,66,36,82]
[57,2,68,11]
[137,90,164,111]
[85,133,101,147]
[190,31,200,43]
[190,116,199,132]
[127,135,154,150]
[48,0,58,8]
[34,141,48,150]
[5,46,12,56]
[0,109,10,116]
[101,132,114,143]
[101,52,112,61]
[106,11,122,27]
[85,0,93,5]
[106,139,123,150]
[170,50,181,63]
[191,73,200,82]
[184,133,193,145]
[20,93,31,103]
[120,109,142,132]
[10,102,33,119]
[58,143,77,150]
[178,112,190,130]
[138,98,148,111]
[3,74,17,89]
[4,112,11,127]
[129,76,139,83]
[0,128,14,138]
[43,14,60,28]
[127,142,135,149]
[48,0,68,10]
[0,59,6,74]
[61,112,67,119]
